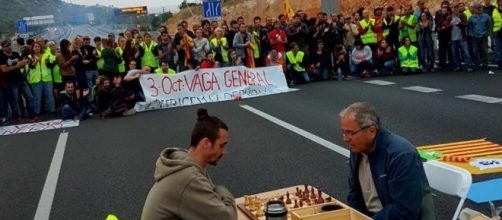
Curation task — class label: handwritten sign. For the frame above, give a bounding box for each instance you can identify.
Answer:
[0,119,79,136]
[135,66,290,112]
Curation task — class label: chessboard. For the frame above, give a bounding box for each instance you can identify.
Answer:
[237,184,333,220]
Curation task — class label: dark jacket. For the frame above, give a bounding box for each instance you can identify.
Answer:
[347,128,432,220]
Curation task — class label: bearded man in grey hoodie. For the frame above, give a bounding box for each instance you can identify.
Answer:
[141,108,236,220]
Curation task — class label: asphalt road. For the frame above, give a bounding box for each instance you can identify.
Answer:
[1,69,502,220]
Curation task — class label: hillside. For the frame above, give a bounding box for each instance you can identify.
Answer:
[165,0,321,31]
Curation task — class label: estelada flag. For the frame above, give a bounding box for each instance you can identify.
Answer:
[284,0,295,21]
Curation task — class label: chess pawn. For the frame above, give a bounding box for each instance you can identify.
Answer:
[296,187,301,196]
[299,200,304,207]
[256,205,265,217]
[311,187,315,196]
[318,189,322,198]
[286,192,292,204]
[310,191,316,199]
[294,199,299,208]
[244,195,250,207]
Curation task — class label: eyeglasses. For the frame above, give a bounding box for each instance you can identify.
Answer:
[341,125,372,137]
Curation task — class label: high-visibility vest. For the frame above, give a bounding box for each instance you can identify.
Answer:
[464,8,472,20]
[360,19,377,44]
[399,15,418,42]
[27,54,53,84]
[154,67,176,75]
[96,48,104,70]
[285,51,305,72]
[398,45,419,69]
[251,31,260,58]
[493,9,502,32]
[116,47,126,73]
[383,16,400,37]
[210,37,229,63]
[47,53,62,83]
[141,41,159,68]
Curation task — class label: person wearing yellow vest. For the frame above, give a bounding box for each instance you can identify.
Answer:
[116,37,127,75]
[94,37,105,72]
[155,61,176,75]
[140,33,159,69]
[399,5,418,44]
[27,42,56,115]
[493,0,502,68]
[359,10,378,48]
[384,6,401,50]
[211,27,230,66]
[47,41,62,92]
[398,37,419,74]
[285,42,309,84]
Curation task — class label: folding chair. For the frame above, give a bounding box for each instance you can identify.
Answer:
[423,160,472,220]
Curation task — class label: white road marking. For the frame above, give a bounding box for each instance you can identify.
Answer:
[288,88,300,92]
[364,80,396,86]
[456,94,502,104]
[402,86,443,93]
[34,132,69,220]
[240,105,350,158]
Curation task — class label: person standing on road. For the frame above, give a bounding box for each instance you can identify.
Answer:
[492,0,502,69]
[340,102,434,220]
[468,3,492,70]
[81,36,99,95]
[142,108,236,220]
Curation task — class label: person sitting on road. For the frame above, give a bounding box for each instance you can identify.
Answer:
[397,37,419,74]
[200,51,220,69]
[373,39,396,75]
[154,61,176,75]
[59,81,89,121]
[265,48,285,71]
[141,108,236,220]
[340,102,434,220]
[351,40,373,78]
[286,42,309,84]
[310,40,332,81]
[333,44,350,80]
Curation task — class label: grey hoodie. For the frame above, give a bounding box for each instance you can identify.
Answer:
[141,148,237,220]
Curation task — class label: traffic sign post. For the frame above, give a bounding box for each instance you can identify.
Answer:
[16,20,28,34]
[203,0,222,21]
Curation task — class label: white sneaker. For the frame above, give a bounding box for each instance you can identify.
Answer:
[488,70,495,75]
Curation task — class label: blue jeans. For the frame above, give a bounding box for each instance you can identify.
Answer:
[419,37,435,69]
[494,32,502,68]
[287,66,310,83]
[383,60,396,71]
[31,82,56,115]
[451,40,472,69]
[471,37,488,65]
[5,81,35,118]
[61,104,88,120]
[314,68,330,80]
[0,84,7,118]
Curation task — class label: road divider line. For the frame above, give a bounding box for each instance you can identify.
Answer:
[456,94,502,104]
[363,80,396,86]
[34,132,69,220]
[240,105,350,158]
[402,86,443,93]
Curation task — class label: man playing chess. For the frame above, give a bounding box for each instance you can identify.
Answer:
[339,102,434,220]
[141,108,237,220]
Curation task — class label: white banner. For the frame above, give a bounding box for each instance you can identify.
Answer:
[0,119,79,136]
[135,66,290,112]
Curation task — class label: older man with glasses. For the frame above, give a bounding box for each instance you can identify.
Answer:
[339,102,434,220]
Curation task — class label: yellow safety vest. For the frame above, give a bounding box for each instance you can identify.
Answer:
[251,31,260,58]
[464,8,472,20]
[285,51,305,72]
[360,19,377,44]
[210,37,229,63]
[398,45,419,69]
[383,16,400,37]
[116,47,126,73]
[493,9,502,32]
[399,15,418,42]
[154,67,176,75]
[96,48,104,70]
[47,53,62,83]
[27,54,53,84]
[141,41,159,68]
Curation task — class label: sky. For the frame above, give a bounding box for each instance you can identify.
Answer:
[64,0,185,13]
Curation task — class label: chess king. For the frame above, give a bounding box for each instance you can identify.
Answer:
[141,108,236,220]
[339,102,435,220]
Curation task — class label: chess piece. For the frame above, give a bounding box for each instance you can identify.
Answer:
[304,184,308,192]
[286,192,292,204]
[256,204,265,217]
[244,195,250,207]
[294,199,299,208]
[310,191,316,199]
[300,200,304,207]
[317,189,322,198]
[296,187,301,196]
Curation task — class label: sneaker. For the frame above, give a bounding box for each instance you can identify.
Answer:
[488,70,495,75]
[122,108,136,116]
[1,117,9,126]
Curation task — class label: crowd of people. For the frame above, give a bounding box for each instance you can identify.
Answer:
[0,0,501,125]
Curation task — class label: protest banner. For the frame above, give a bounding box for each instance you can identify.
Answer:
[0,119,79,136]
[135,65,290,112]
